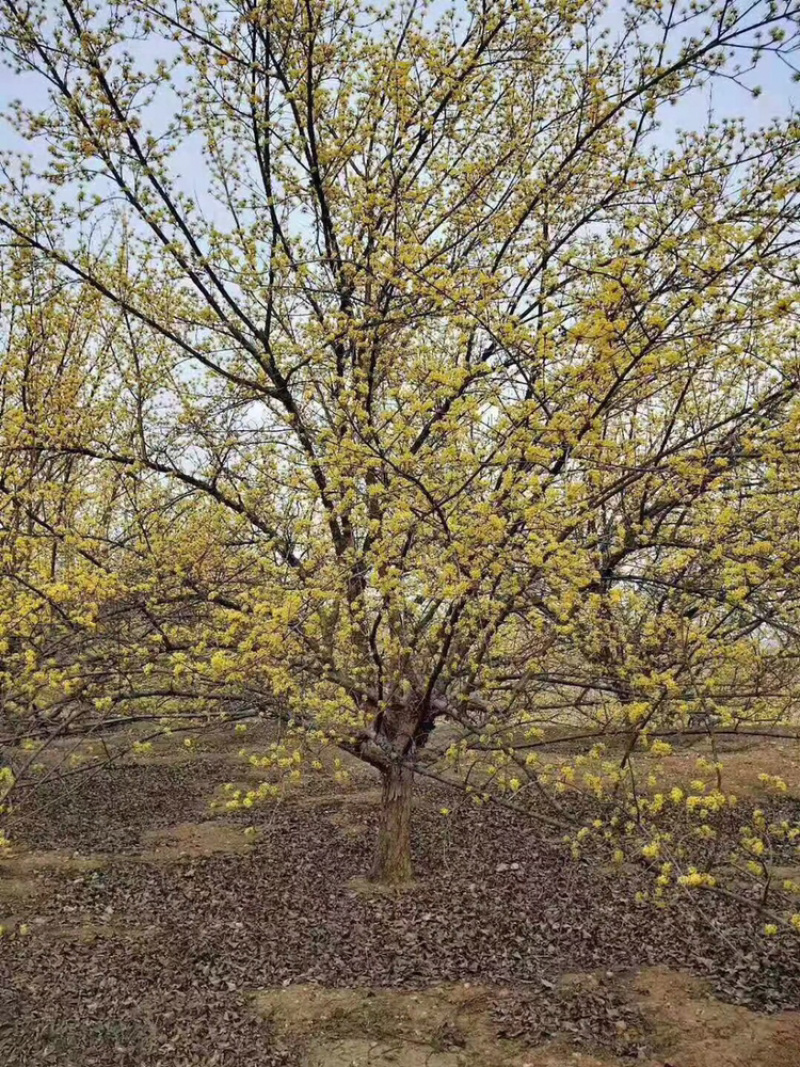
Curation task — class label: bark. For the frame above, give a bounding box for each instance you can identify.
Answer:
[370,761,414,883]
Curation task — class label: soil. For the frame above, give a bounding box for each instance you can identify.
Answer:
[632,967,800,1067]
[641,735,800,799]
[138,819,256,861]
[255,972,800,1067]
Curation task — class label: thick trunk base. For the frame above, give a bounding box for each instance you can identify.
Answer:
[370,763,413,884]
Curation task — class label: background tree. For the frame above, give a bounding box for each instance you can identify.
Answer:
[0,0,799,909]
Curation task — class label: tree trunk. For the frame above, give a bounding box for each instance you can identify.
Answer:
[370,762,413,883]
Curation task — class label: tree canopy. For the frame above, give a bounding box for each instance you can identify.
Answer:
[0,0,799,915]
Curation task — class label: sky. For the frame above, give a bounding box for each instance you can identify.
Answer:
[0,0,796,228]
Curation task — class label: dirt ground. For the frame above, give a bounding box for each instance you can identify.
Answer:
[254,970,800,1067]
[1,723,799,1066]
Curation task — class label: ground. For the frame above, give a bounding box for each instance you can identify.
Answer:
[1,724,799,1066]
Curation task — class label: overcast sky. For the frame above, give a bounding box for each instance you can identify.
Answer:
[0,0,796,225]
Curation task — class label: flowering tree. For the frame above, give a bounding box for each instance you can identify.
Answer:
[1,0,800,909]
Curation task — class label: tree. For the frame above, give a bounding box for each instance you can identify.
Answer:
[0,0,800,907]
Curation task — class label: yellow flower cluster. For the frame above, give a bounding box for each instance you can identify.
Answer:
[677,868,716,889]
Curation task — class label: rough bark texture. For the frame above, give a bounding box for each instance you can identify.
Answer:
[371,762,414,883]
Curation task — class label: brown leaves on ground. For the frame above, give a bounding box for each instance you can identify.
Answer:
[0,757,799,1066]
